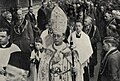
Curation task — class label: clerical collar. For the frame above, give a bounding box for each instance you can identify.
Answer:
[0,42,12,48]
[35,47,45,53]
[53,42,66,51]
[76,32,81,38]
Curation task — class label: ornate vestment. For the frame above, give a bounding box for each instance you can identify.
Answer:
[38,42,82,81]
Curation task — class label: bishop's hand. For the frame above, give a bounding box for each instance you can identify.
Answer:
[70,66,78,76]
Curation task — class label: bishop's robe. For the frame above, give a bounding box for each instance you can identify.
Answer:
[38,42,82,81]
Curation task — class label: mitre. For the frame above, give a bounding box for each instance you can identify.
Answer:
[50,5,67,34]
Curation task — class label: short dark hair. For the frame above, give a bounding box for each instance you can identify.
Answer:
[75,21,83,26]
[0,28,10,35]
[35,37,43,44]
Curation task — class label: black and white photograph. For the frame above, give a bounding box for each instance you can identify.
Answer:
[0,0,120,81]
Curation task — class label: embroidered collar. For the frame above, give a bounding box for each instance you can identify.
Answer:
[14,19,28,35]
[52,42,67,52]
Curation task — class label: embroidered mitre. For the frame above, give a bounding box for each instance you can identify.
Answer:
[50,5,67,34]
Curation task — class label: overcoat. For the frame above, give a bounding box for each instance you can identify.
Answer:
[98,48,120,81]
[11,19,34,56]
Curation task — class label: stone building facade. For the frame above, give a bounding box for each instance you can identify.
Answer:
[0,0,41,13]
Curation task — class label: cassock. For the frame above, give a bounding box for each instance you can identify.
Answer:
[0,43,21,81]
[68,31,93,81]
[0,43,21,68]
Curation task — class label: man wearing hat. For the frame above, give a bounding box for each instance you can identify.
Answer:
[98,37,120,81]
[38,5,81,81]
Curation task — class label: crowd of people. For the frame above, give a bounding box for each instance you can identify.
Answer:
[0,0,120,81]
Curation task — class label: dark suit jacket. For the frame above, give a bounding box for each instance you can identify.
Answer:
[98,48,120,81]
[11,19,34,55]
[83,25,101,45]
[0,16,13,32]
[37,6,48,31]
[25,12,36,27]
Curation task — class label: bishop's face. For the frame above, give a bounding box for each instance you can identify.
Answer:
[53,32,65,46]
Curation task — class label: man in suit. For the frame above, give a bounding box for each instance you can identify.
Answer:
[98,36,120,81]
[37,2,48,32]
[25,6,40,38]
[11,9,34,72]
[0,11,13,35]
[25,6,36,28]
[11,9,34,56]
